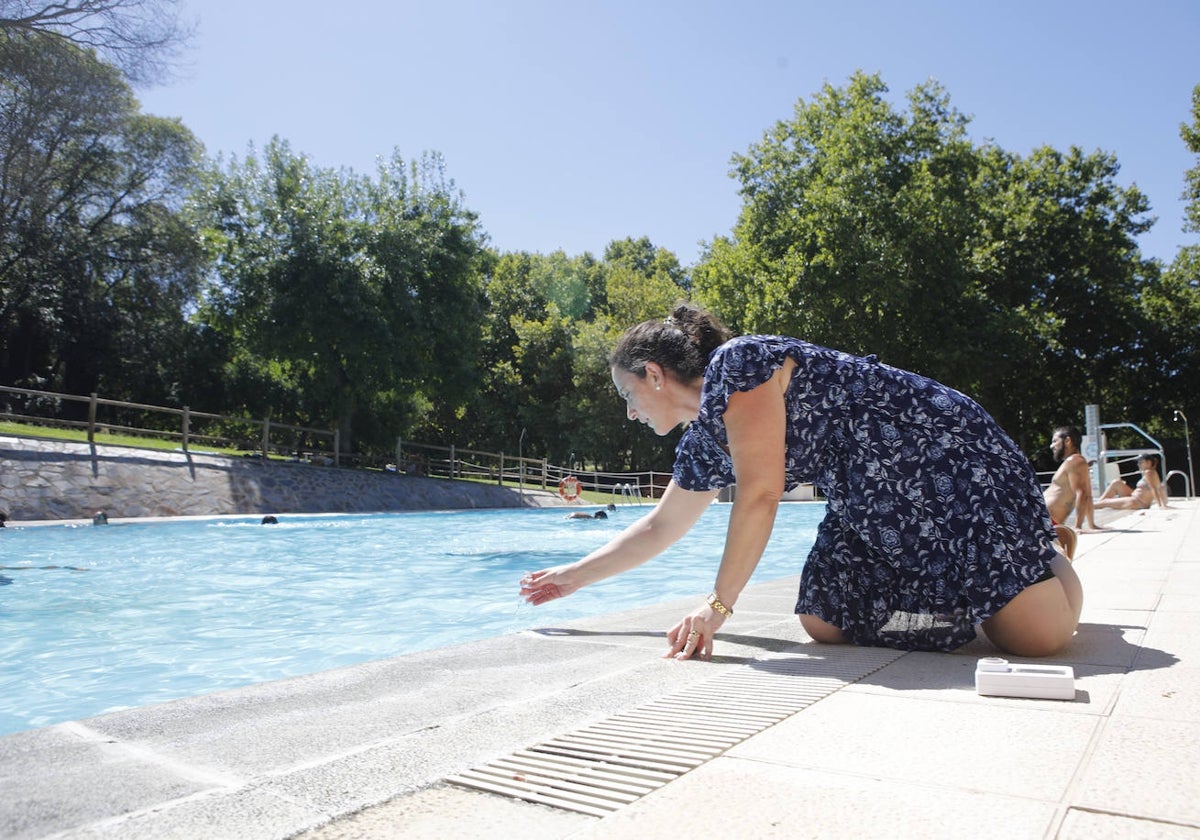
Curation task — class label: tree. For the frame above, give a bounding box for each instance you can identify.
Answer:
[0,31,204,402]
[1181,84,1200,237]
[694,71,1155,449]
[193,142,487,455]
[1148,84,1200,456]
[695,73,987,382]
[564,238,691,472]
[462,239,688,470]
[970,144,1154,443]
[466,250,596,457]
[0,0,192,84]
[602,236,689,325]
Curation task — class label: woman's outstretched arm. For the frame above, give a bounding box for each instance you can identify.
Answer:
[520,481,717,604]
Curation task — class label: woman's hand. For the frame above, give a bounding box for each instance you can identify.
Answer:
[665,604,726,661]
[519,566,583,605]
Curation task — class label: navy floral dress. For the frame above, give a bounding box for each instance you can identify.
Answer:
[673,336,1059,651]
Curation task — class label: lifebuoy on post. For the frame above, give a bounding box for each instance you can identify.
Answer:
[558,475,581,502]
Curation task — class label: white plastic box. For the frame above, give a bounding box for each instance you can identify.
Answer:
[974,657,1076,700]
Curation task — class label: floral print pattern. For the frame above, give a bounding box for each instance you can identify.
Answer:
[673,336,1058,651]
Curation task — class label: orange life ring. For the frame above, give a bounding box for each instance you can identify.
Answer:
[558,475,581,502]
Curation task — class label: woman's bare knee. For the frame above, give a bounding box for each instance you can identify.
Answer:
[800,613,848,644]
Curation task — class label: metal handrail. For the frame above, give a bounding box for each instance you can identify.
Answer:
[1165,470,1192,499]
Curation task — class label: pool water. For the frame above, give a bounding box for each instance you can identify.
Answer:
[0,503,823,736]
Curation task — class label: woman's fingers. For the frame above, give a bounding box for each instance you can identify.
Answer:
[666,619,711,661]
[519,571,564,604]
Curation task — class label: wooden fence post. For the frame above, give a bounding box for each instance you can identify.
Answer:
[181,406,190,453]
[498,452,505,485]
[333,429,340,466]
[87,393,97,443]
[449,444,456,479]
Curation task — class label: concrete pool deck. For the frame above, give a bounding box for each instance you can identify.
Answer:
[2,500,1197,839]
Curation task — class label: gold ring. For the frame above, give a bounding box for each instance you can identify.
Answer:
[687,630,700,639]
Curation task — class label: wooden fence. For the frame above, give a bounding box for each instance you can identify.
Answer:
[0,383,677,498]
[0,385,339,465]
[394,439,671,501]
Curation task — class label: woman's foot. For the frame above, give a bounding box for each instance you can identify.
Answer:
[1053,524,1076,561]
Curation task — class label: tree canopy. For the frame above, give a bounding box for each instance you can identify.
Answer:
[0,0,192,84]
[0,30,203,400]
[694,71,1163,451]
[1,53,1196,474]
[190,142,489,453]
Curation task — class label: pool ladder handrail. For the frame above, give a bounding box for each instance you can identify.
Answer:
[612,481,645,506]
[1165,469,1192,499]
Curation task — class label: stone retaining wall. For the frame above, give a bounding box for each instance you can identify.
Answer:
[0,436,563,522]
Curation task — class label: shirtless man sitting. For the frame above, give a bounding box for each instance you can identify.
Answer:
[1095,453,1170,511]
[1043,426,1100,559]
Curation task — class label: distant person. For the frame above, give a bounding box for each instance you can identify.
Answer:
[1043,426,1100,559]
[0,510,7,528]
[261,515,279,525]
[1095,454,1170,511]
[92,511,108,526]
[566,510,608,520]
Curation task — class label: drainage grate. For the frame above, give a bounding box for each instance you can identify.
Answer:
[445,646,904,816]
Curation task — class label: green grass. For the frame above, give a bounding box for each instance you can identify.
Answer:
[0,421,250,457]
[1,420,651,505]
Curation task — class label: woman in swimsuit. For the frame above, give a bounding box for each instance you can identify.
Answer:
[520,303,1082,659]
[1095,454,1170,510]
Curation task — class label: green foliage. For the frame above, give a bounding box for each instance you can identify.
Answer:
[1150,83,1200,451]
[695,71,1157,450]
[191,141,487,453]
[697,73,986,376]
[968,144,1154,439]
[0,31,204,404]
[3,53,1193,474]
[458,238,686,469]
[1182,84,1200,234]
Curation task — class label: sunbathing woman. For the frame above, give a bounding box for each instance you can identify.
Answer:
[1094,454,1170,510]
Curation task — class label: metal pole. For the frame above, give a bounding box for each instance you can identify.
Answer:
[1176,409,1195,499]
[1084,403,1102,492]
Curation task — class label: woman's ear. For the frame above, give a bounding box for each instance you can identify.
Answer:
[644,362,664,390]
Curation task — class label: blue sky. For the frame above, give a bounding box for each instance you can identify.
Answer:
[139,0,1200,268]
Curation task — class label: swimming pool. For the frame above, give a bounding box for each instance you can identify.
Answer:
[0,503,823,736]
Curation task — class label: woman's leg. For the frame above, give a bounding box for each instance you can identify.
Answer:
[799,613,848,644]
[795,514,853,645]
[980,550,1082,657]
[1095,495,1141,510]
[1099,479,1132,500]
